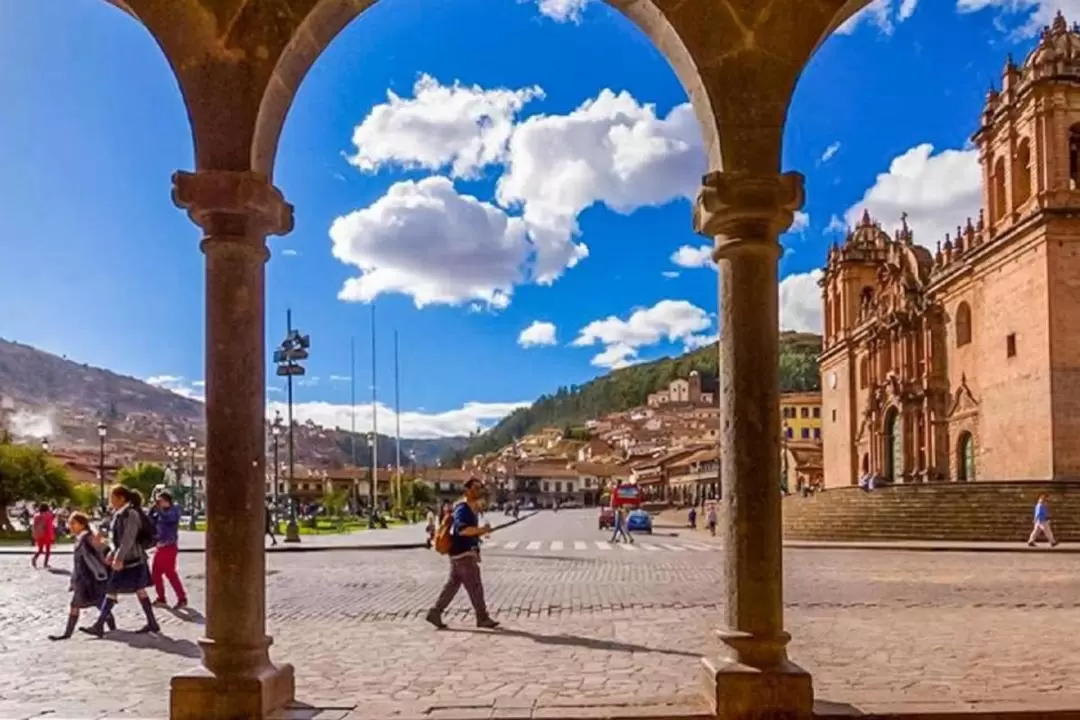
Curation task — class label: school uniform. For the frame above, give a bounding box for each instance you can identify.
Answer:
[106,504,151,594]
[71,531,109,609]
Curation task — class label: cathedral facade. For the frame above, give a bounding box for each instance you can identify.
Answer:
[821,13,1080,487]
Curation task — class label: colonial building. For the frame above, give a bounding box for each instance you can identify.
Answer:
[645,371,717,408]
[821,15,1080,487]
[780,392,822,442]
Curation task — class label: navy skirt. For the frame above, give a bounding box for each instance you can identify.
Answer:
[106,561,151,594]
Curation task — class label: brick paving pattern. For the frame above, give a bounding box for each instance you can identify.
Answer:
[1,548,1078,719]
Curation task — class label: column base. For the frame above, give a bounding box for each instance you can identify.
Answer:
[171,660,294,720]
[700,656,813,720]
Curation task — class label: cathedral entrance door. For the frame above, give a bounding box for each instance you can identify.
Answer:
[885,410,902,483]
[959,433,975,481]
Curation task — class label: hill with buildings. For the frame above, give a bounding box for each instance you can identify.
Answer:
[452,331,822,461]
[0,338,462,468]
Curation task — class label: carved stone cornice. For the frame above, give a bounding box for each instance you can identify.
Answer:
[172,170,294,242]
[693,171,805,259]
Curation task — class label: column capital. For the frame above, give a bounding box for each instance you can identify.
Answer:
[172,170,294,239]
[693,171,805,255]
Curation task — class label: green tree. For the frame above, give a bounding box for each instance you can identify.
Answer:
[69,484,100,511]
[0,441,74,531]
[115,462,166,501]
[322,489,348,518]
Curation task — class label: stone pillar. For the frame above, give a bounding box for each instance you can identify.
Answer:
[169,170,296,720]
[693,171,813,720]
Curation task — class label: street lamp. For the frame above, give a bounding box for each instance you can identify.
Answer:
[188,436,198,530]
[97,422,107,515]
[274,309,309,544]
[367,433,376,529]
[271,411,283,503]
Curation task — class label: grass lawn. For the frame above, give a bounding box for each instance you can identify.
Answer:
[188,517,412,535]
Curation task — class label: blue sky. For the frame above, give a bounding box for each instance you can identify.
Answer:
[0,0,1063,437]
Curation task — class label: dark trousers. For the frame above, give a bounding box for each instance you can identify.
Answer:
[432,552,488,619]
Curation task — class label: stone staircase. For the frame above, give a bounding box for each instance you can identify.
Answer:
[783,482,1080,542]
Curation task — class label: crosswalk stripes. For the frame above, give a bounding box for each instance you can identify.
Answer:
[488,539,716,553]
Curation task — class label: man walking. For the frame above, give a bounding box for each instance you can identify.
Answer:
[1027,493,1059,548]
[149,491,187,608]
[610,506,632,544]
[265,501,278,546]
[426,478,499,630]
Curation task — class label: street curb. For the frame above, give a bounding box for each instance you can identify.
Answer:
[0,512,539,556]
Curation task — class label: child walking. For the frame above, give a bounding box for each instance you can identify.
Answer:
[48,512,115,640]
[80,485,160,637]
[31,503,56,569]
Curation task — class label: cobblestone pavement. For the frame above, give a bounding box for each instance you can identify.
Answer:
[2,547,1079,719]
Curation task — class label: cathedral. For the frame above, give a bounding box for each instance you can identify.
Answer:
[820,13,1080,487]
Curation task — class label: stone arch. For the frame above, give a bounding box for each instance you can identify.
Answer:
[955,301,972,347]
[252,0,721,179]
[956,431,975,481]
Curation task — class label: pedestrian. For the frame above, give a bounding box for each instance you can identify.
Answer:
[706,504,718,536]
[425,506,436,549]
[688,505,697,530]
[149,491,188,608]
[265,502,278,546]
[47,511,116,640]
[1027,493,1059,548]
[426,478,499,630]
[31,503,56,569]
[610,506,632,544]
[80,485,160,636]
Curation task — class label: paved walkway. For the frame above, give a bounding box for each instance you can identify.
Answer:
[0,512,537,555]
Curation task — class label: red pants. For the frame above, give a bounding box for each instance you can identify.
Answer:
[151,544,187,604]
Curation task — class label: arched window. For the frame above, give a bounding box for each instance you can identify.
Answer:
[1014,138,1032,205]
[1070,124,1080,190]
[992,157,1007,222]
[955,302,973,347]
[832,296,842,338]
[956,432,975,481]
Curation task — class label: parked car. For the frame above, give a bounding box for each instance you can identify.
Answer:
[598,506,615,530]
[626,509,653,534]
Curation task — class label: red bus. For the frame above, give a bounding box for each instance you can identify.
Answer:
[599,483,642,529]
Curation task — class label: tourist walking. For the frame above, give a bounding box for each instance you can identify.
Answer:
[149,491,187,608]
[425,506,436,549]
[706,504,718,536]
[31,503,56,569]
[610,506,633,544]
[47,512,115,640]
[1027,493,1059,548]
[265,502,278,546]
[426,478,499,630]
[80,486,160,636]
[688,505,697,530]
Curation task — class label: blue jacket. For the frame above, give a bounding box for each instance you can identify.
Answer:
[151,504,181,546]
[449,501,481,556]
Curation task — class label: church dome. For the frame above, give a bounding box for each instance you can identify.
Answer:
[1024,11,1080,74]
[845,209,891,248]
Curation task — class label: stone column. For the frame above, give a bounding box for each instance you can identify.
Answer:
[694,170,813,719]
[169,170,296,720]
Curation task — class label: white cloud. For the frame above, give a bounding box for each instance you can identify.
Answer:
[671,244,715,269]
[835,0,919,34]
[347,74,543,179]
[791,211,811,233]
[497,91,704,282]
[536,0,589,22]
[821,142,841,163]
[779,271,824,333]
[267,399,529,439]
[842,143,981,251]
[330,176,529,309]
[329,375,351,382]
[662,271,680,279]
[145,375,204,401]
[572,299,713,369]
[518,321,558,347]
[281,249,299,257]
[338,79,706,305]
[957,0,1078,36]
[825,214,846,234]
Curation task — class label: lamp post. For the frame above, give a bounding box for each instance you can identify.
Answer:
[367,433,376,529]
[271,411,283,503]
[187,436,198,530]
[274,309,309,543]
[96,422,107,515]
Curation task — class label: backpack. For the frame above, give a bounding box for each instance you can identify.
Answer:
[433,504,460,555]
[134,508,157,550]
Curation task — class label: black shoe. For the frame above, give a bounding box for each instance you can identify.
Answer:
[425,610,447,629]
[79,625,104,638]
[476,617,500,629]
[135,623,160,634]
[48,633,71,641]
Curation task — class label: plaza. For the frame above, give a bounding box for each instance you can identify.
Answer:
[2,511,1078,720]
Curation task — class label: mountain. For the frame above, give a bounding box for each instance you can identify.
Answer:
[453,332,822,460]
[0,338,462,466]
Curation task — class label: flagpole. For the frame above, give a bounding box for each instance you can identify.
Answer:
[369,302,378,528]
[350,336,357,511]
[394,330,402,511]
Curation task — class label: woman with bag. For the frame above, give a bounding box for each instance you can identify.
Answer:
[47,512,116,640]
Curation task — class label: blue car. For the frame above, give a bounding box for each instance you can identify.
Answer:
[625,509,653,534]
